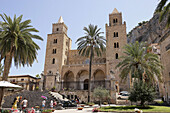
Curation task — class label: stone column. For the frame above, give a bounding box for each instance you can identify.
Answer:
[110,79,116,104]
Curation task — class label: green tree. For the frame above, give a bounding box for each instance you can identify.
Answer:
[129,81,156,107]
[0,13,43,108]
[93,87,110,107]
[76,24,106,102]
[155,0,170,28]
[116,41,163,84]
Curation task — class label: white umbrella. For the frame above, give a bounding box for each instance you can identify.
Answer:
[0,81,22,89]
[0,81,23,109]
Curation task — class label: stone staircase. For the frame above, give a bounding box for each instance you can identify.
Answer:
[2,90,57,108]
[49,92,69,102]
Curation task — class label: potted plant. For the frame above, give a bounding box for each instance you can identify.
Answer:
[35,106,40,111]
[77,107,83,110]
[35,106,40,109]
[88,102,94,107]
[80,104,85,107]
[103,102,108,105]
[42,109,52,113]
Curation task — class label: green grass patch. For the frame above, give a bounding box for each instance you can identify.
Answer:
[99,105,170,112]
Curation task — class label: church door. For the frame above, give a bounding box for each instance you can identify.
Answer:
[84,79,88,90]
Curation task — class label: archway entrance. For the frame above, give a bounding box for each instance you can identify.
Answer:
[63,71,74,89]
[76,70,89,90]
[84,79,89,90]
[92,69,106,89]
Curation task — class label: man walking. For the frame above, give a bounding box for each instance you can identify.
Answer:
[21,98,28,111]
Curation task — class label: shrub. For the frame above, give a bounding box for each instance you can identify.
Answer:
[93,87,110,106]
[2,110,10,113]
[35,86,39,90]
[129,81,156,107]
[87,102,95,105]
[42,109,52,112]
[103,102,108,105]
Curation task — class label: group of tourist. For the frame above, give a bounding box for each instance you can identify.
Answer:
[12,96,28,110]
[41,99,57,109]
[11,96,58,112]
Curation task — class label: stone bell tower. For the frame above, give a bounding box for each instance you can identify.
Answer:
[43,16,72,90]
[106,8,128,91]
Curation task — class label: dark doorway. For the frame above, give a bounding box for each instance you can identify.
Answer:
[84,79,89,90]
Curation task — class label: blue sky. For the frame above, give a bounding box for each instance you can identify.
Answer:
[0,0,159,76]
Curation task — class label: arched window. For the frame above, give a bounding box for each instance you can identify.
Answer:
[114,43,117,48]
[116,19,118,23]
[116,32,118,37]
[114,32,116,37]
[113,19,118,23]
[52,58,55,64]
[114,32,118,37]
[53,49,56,54]
[117,42,119,48]
[113,19,116,23]
[54,39,57,43]
[56,28,59,31]
[115,53,118,59]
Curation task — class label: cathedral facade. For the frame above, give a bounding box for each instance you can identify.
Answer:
[43,8,129,95]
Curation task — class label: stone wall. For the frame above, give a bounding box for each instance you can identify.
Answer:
[60,90,116,104]
[160,32,170,102]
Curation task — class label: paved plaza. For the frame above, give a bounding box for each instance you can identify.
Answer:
[54,104,118,113]
[54,108,93,113]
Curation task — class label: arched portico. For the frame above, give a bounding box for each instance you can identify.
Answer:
[93,69,105,80]
[63,71,74,89]
[92,69,106,89]
[76,70,89,90]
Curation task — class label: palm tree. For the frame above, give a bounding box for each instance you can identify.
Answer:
[116,41,163,85]
[155,0,170,28]
[76,24,106,102]
[0,13,43,108]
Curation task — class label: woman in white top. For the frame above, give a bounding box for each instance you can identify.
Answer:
[50,100,53,109]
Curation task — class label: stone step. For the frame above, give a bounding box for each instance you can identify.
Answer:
[2,90,58,108]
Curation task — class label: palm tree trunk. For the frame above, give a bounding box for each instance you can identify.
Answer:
[0,52,13,109]
[0,88,4,110]
[88,47,93,103]
[129,71,132,89]
[2,52,12,80]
